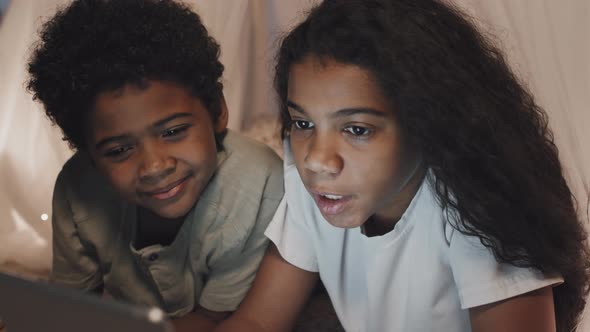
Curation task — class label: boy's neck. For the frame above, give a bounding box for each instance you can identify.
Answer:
[134,207,186,249]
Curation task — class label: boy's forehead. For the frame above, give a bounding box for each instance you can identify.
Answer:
[94,81,191,111]
[88,81,207,138]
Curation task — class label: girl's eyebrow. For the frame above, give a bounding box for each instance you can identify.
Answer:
[287,100,386,118]
[332,108,386,118]
[287,100,306,114]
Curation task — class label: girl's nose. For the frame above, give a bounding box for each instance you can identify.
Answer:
[304,136,343,176]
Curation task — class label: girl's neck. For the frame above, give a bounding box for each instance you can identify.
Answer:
[363,166,427,237]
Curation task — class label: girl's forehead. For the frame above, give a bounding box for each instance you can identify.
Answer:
[287,58,392,116]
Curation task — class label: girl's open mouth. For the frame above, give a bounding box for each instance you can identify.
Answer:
[313,192,353,215]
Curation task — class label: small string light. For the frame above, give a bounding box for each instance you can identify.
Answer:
[40,213,49,221]
[147,307,164,323]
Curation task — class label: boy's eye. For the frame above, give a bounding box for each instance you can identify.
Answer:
[292,120,314,130]
[104,145,133,158]
[162,125,189,138]
[344,125,372,137]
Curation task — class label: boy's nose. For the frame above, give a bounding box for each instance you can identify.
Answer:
[138,147,176,183]
[304,136,343,175]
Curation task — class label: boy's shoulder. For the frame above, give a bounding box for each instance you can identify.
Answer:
[217,130,283,180]
[58,152,111,192]
[196,130,284,213]
[185,131,284,253]
[221,130,282,165]
[55,152,122,222]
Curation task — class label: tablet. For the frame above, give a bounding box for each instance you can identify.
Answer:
[0,272,173,332]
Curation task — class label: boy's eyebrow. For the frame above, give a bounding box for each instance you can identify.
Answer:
[287,100,386,118]
[152,112,194,128]
[94,112,194,150]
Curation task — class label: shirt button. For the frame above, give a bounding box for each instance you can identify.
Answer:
[148,253,159,261]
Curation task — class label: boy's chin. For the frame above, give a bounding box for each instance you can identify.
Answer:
[143,197,197,221]
[154,204,195,220]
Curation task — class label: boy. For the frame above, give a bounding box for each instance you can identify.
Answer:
[26,0,283,330]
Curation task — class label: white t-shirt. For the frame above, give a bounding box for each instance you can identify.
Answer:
[265,142,562,332]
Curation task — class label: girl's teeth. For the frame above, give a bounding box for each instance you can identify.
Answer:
[323,194,343,200]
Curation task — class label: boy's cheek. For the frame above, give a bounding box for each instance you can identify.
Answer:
[95,164,137,199]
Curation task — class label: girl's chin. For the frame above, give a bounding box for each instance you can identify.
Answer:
[322,214,365,229]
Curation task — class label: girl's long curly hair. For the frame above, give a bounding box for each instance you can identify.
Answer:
[275,0,590,330]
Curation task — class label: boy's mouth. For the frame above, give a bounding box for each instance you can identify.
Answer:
[142,175,191,201]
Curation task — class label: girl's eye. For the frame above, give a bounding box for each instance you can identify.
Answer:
[344,125,372,137]
[292,120,314,130]
[162,125,189,138]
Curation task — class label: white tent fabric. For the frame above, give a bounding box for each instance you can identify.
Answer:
[0,0,588,327]
[0,0,73,274]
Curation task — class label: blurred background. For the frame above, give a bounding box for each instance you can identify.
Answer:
[0,0,588,328]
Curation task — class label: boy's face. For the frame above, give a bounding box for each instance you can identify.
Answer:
[86,80,227,219]
[287,57,423,229]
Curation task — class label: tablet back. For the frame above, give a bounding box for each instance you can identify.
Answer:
[0,272,173,332]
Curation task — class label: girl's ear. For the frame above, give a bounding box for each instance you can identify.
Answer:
[215,94,229,134]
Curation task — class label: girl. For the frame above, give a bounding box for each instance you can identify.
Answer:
[217,0,590,331]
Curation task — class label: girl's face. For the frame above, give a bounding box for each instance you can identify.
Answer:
[86,80,227,220]
[287,56,423,230]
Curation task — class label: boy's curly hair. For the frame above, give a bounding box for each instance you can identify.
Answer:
[275,0,590,331]
[27,0,224,150]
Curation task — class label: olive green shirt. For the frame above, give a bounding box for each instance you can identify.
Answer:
[50,131,283,316]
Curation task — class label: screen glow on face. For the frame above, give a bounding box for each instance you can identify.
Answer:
[88,80,223,219]
[287,56,422,230]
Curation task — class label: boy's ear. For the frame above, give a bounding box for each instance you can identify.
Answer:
[79,149,97,168]
[215,95,229,134]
